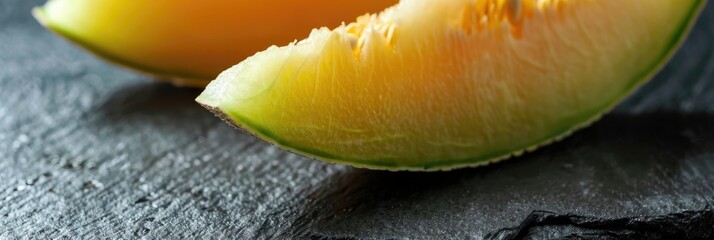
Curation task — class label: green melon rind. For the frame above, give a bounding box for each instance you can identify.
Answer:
[32,7,212,87]
[198,1,706,171]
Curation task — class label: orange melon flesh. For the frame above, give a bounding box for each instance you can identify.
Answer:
[33,0,396,87]
[197,0,705,170]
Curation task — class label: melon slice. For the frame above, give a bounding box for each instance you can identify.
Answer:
[32,0,396,87]
[197,0,705,170]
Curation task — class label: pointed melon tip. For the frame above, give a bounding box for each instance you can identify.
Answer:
[31,7,49,28]
[195,93,219,110]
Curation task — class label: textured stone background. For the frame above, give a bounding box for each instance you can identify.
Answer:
[1,1,713,239]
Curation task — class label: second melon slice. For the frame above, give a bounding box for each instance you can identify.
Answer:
[197,0,705,171]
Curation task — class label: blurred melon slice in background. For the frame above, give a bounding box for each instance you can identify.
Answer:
[33,0,396,87]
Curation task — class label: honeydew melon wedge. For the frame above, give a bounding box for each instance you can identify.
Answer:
[32,0,395,87]
[197,0,706,170]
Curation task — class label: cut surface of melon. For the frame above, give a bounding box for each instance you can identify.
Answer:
[198,0,706,170]
[33,0,396,87]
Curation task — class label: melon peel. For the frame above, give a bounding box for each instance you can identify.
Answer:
[198,0,706,171]
[32,0,396,87]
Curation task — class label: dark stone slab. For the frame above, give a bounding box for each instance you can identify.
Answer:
[1,1,713,239]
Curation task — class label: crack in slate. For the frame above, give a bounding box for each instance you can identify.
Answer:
[486,206,714,240]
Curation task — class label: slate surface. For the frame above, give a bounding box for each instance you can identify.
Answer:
[1,0,713,239]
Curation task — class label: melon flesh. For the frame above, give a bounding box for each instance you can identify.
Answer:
[197,0,705,170]
[33,0,395,87]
